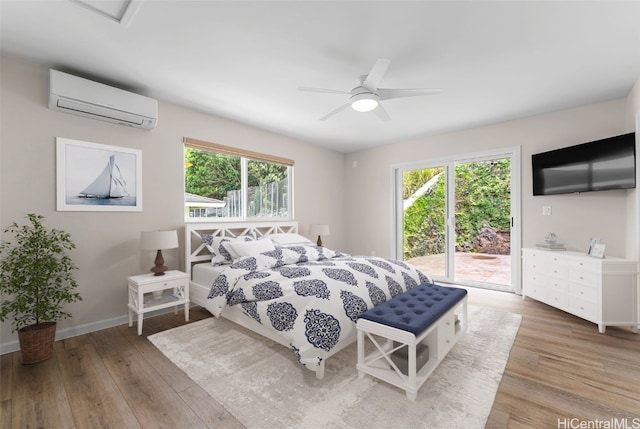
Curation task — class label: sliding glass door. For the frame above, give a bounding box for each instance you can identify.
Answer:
[394,148,521,292]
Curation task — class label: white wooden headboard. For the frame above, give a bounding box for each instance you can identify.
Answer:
[184,221,299,276]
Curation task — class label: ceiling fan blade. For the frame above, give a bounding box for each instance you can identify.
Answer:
[374,104,391,122]
[362,58,391,91]
[320,103,351,121]
[378,88,441,101]
[297,86,350,95]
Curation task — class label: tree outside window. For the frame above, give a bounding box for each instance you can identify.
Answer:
[184,145,291,220]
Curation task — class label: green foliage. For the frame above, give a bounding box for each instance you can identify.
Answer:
[185,148,241,200]
[0,214,81,332]
[404,171,446,256]
[403,160,511,259]
[185,148,288,200]
[248,159,287,187]
[402,167,443,199]
[454,160,511,246]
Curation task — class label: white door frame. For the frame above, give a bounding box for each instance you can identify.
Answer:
[391,146,522,294]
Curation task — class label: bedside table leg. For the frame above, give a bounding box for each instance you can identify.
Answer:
[138,313,143,335]
[128,308,132,327]
[185,303,189,322]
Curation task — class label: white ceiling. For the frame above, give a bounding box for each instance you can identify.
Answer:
[1,0,639,153]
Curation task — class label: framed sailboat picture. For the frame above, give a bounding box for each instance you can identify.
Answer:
[56,138,142,211]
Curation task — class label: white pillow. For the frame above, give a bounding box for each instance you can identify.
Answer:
[200,233,255,265]
[230,238,276,258]
[267,233,313,247]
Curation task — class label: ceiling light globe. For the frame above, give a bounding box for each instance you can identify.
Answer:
[351,93,379,112]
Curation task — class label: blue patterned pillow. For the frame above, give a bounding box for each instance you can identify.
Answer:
[200,234,255,265]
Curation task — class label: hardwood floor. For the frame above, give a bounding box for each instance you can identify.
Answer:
[1,288,639,428]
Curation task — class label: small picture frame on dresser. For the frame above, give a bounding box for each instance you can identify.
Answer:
[587,238,601,255]
[589,242,606,258]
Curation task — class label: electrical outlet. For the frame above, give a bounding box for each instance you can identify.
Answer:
[542,205,552,216]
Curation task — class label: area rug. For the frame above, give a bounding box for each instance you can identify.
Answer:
[149,305,521,429]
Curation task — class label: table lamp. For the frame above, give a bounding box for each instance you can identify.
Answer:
[140,230,179,276]
[309,224,330,247]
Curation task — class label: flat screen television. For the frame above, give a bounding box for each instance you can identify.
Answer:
[532,132,636,196]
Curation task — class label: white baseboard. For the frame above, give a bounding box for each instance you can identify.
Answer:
[0,306,185,355]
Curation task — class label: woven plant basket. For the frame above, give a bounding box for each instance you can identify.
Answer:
[18,322,57,364]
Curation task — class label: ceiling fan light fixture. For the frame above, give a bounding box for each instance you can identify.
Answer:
[351,93,379,112]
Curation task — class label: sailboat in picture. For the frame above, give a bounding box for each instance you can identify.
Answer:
[79,154,129,199]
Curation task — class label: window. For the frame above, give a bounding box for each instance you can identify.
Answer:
[184,137,293,220]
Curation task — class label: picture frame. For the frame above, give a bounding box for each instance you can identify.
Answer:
[56,137,142,212]
[589,242,606,259]
[587,237,601,255]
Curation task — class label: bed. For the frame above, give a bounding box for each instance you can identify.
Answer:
[185,221,432,379]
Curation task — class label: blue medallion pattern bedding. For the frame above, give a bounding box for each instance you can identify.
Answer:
[206,245,431,370]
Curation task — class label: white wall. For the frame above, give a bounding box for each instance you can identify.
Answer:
[343,99,634,261]
[625,75,640,259]
[0,56,346,351]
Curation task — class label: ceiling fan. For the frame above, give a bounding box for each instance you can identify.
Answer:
[298,58,441,121]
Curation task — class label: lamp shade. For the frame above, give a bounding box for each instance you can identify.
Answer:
[309,224,330,237]
[140,230,178,250]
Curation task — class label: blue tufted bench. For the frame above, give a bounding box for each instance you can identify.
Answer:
[356,283,468,400]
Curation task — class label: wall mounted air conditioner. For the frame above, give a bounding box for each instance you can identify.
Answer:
[49,69,157,129]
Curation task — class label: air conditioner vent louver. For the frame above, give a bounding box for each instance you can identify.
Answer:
[49,69,157,129]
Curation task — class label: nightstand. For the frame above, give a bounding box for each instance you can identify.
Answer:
[127,270,190,335]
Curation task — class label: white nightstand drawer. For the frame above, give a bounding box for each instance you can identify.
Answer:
[144,277,186,293]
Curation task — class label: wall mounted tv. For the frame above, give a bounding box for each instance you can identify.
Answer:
[532,132,636,196]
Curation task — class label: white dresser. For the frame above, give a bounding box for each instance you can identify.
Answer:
[522,248,639,333]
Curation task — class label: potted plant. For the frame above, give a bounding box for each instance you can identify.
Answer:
[0,213,81,364]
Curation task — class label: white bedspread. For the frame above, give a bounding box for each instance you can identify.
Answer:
[205,245,431,370]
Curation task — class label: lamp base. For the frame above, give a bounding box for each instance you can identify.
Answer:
[316,235,322,247]
[150,249,167,276]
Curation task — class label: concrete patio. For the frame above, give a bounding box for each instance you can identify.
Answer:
[407,252,512,287]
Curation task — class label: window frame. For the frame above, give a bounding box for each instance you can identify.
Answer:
[184,137,294,222]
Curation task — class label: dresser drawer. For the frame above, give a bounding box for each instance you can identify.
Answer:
[523,250,548,272]
[524,275,548,301]
[568,282,598,302]
[566,257,600,273]
[567,269,598,286]
[547,263,568,279]
[547,288,568,310]
[568,296,598,321]
[548,279,567,294]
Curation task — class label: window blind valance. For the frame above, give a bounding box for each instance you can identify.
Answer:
[183,137,294,166]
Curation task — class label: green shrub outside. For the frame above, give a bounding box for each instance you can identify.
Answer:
[403,160,511,259]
